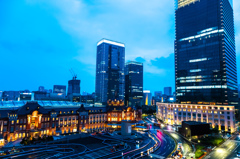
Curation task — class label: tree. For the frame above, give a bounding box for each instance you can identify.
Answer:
[211,127,219,134]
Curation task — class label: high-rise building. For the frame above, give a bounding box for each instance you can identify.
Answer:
[68,79,80,95]
[95,39,125,104]
[143,90,152,106]
[175,0,238,106]
[38,86,45,92]
[68,77,81,102]
[164,87,172,96]
[53,85,66,96]
[125,61,143,106]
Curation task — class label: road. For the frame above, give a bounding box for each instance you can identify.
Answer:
[144,116,176,158]
[145,116,195,159]
[168,131,194,159]
[204,135,240,159]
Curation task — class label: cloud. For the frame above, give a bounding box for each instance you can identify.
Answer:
[142,53,175,92]
[1,0,239,93]
[33,0,175,67]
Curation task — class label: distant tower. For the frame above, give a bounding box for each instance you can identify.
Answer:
[164,87,172,96]
[68,80,80,95]
[38,86,45,92]
[125,61,143,106]
[95,39,125,104]
[68,69,81,102]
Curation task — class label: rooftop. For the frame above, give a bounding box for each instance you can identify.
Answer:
[158,103,235,107]
[125,61,143,66]
[0,101,105,109]
[97,39,125,47]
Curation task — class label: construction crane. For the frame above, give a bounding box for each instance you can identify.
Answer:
[69,68,77,80]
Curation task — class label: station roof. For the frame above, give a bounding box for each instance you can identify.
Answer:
[0,101,105,110]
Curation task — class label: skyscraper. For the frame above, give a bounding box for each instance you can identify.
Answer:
[68,79,80,95]
[175,0,238,106]
[125,61,143,106]
[95,39,125,104]
[164,87,172,96]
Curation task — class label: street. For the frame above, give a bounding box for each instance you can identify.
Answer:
[204,136,240,159]
[168,131,194,158]
[145,116,194,159]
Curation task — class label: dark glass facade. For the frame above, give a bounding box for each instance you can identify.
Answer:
[125,61,143,106]
[67,79,80,95]
[95,39,125,104]
[175,0,238,106]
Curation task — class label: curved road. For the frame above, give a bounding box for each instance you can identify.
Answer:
[144,116,176,158]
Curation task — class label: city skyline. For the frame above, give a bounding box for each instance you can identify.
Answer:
[0,0,240,94]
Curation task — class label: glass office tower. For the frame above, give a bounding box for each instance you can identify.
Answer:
[95,39,125,104]
[125,61,143,106]
[175,0,238,106]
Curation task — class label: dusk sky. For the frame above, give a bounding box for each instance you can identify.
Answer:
[0,0,240,94]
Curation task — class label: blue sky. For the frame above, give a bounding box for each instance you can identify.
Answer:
[0,0,239,94]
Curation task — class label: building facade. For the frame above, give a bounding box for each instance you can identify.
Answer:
[67,79,80,95]
[81,94,95,104]
[95,39,125,104]
[19,93,34,101]
[143,91,152,106]
[2,91,21,101]
[157,103,235,133]
[164,87,172,96]
[68,78,81,102]
[175,0,238,106]
[0,101,141,145]
[106,99,142,128]
[125,61,143,106]
[53,85,66,96]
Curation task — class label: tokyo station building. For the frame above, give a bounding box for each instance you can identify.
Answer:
[0,101,142,145]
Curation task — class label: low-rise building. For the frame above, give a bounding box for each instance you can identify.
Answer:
[157,103,235,133]
[0,100,142,145]
[106,99,142,129]
[179,121,211,138]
